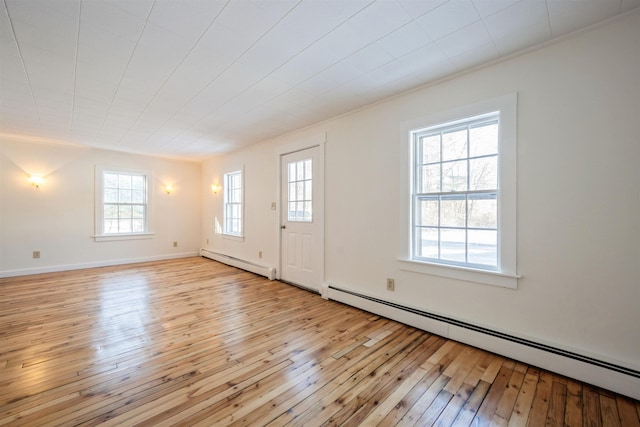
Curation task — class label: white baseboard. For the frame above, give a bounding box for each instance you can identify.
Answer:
[0,252,200,278]
[327,285,640,401]
[200,249,276,280]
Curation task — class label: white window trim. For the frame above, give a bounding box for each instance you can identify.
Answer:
[399,93,519,289]
[222,167,244,239]
[94,165,154,242]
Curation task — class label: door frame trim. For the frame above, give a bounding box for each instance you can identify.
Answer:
[276,132,326,291]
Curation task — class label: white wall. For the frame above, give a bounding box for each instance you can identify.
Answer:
[201,10,640,374]
[201,141,280,268]
[0,140,202,276]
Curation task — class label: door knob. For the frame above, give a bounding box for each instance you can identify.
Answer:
[281,225,286,229]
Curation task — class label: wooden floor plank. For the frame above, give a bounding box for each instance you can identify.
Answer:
[546,379,567,427]
[616,395,640,427]
[0,257,637,426]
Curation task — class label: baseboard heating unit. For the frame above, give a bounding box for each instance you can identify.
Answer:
[200,249,276,280]
[327,285,640,400]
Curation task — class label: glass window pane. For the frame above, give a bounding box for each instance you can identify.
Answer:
[288,163,296,183]
[305,181,312,201]
[417,198,438,226]
[119,189,132,203]
[104,173,118,188]
[469,156,497,190]
[132,205,145,219]
[442,160,467,192]
[104,189,118,203]
[296,182,304,200]
[469,122,498,157]
[421,135,440,164]
[232,189,241,203]
[118,174,132,189]
[118,205,132,218]
[468,230,497,266]
[131,175,144,190]
[132,219,145,233]
[416,227,438,258]
[296,161,304,181]
[104,204,118,219]
[288,202,296,221]
[119,219,132,233]
[441,128,467,161]
[132,190,144,203]
[440,196,466,227]
[289,183,296,202]
[421,164,440,193]
[104,219,118,234]
[468,196,497,229]
[304,159,312,179]
[440,228,465,262]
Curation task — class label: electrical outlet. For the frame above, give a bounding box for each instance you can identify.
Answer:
[386,278,395,291]
[206,238,209,245]
[258,251,262,258]
[173,241,178,247]
[33,251,40,259]
[271,202,276,210]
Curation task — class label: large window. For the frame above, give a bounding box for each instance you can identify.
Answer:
[403,94,518,288]
[223,170,243,236]
[413,113,499,268]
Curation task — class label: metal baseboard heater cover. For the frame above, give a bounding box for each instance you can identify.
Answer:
[328,285,640,400]
[200,249,276,280]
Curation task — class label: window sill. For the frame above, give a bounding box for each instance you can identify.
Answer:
[221,233,244,242]
[398,259,520,289]
[93,233,155,242]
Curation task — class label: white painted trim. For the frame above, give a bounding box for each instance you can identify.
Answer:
[398,259,520,289]
[327,285,640,400]
[95,164,154,237]
[93,232,155,242]
[200,249,276,280]
[0,252,199,278]
[399,93,519,289]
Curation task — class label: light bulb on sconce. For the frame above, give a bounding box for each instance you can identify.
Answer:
[29,175,44,189]
[211,184,220,194]
[165,184,173,195]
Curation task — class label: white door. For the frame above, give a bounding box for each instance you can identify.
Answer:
[280,146,323,291]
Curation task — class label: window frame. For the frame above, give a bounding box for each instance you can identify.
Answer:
[94,165,154,242]
[223,169,244,238]
[399,94,519,289]
[286,157,313,223]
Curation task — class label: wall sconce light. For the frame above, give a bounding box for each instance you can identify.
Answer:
[29,175,44,189]
[165,184,173,195]
[211,184,220,194]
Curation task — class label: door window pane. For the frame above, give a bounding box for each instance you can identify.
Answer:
[287,158,312,222]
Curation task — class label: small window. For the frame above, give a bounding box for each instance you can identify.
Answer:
[287,158,312,222]
[101,171,148,235]
[223,170,243,236]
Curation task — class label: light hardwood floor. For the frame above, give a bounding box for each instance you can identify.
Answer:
[1,257,638,426]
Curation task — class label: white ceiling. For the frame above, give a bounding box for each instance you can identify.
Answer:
[1,0,638,160]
